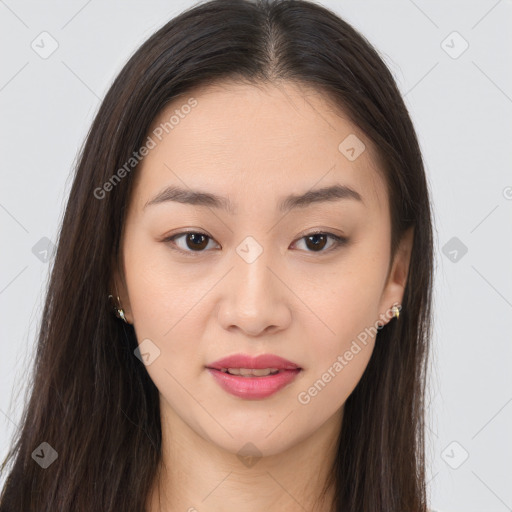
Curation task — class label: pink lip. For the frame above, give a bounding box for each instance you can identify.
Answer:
[205,353,302,400]
[207,353,300,371]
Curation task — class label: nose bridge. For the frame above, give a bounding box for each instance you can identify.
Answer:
[217,234,291,335]
[232,234,276,308]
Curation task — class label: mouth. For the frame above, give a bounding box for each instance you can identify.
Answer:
[205,353,303,399]
[205,365,302,400]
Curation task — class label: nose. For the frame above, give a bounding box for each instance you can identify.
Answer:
[217,246,292,337]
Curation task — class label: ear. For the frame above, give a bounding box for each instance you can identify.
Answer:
[377,226,414,327]
[109,256,134,324]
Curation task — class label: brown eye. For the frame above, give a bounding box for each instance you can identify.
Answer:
[165,231,219,253]
[184,233,209,251]
[305,234,328,251]
[293,232,347,254]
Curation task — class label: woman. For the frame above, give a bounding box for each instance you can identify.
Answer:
[0,0,435,510]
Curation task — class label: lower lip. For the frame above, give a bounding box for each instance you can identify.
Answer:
[206,368,301,399]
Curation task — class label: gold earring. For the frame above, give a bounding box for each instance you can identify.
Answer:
[392,303,401,320]
[108,294,128,323]
[108,281,129,324]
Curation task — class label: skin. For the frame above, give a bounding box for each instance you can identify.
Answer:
[112,80,413,512]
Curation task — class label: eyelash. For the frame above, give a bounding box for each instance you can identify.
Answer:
[162,230,348,257]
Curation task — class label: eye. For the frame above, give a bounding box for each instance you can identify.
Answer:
[292,231,348,253]
[164,231,220,254]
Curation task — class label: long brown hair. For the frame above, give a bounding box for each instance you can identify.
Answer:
[0,0,434,510]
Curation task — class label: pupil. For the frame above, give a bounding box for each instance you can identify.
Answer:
[306,234,327,251]
[187,233,208,250]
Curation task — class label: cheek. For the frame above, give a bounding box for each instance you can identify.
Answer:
[123,233,216,379]
[298,240,388,339]
[295,278,378,413]
[295,235,388,394]
[299,344,374,404]
[123,232,197,331]
[122,247,172,363]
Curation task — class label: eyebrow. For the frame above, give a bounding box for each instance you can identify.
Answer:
[143,183,363,214]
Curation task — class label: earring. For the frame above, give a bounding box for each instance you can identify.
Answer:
[108,293,128,324]
[391,303,401,320]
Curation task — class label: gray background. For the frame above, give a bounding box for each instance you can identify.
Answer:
[1,1,511,510]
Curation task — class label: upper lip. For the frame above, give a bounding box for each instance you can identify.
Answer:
[206,353,301,370]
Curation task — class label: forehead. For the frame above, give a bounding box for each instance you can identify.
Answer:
[131,80,387,215]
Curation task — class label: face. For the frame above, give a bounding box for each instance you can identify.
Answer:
[115,80,412,457]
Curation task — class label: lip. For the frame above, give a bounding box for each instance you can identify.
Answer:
[206,353,301,371]
[205,353,302,400]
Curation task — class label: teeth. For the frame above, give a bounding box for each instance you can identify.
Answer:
[220,367,280,377]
